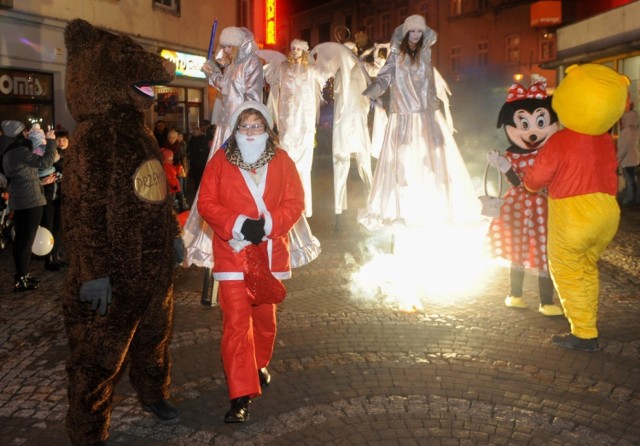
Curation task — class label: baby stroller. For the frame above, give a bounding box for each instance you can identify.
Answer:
[0,188,14,251]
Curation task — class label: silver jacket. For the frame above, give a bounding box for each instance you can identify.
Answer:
[363,24,438,114]
[207,28,264,128]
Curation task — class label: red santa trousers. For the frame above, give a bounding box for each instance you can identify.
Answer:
[218,280,277,399]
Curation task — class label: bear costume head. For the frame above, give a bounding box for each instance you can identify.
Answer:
[65,19,175,121]
[552,63,629,136]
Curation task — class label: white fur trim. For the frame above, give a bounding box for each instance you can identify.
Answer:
[219,27,244,47]
[402,14,427,35]
[229,100,274,130]
[290,39,309,51]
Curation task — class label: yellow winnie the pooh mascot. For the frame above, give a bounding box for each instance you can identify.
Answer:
[524,64,629,352]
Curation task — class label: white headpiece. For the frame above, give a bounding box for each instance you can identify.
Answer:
[290,39,309,52]
[219,27,244,47]
[229,100,274,130]
[402,14,427,35]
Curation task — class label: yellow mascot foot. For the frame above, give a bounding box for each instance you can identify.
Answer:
[538,304,564,317]
[504,295,528,308]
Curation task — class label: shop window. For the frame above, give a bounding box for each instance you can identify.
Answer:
[0,68,54,127]
[153,0,180,15]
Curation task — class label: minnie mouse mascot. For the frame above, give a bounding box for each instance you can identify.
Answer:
[487,81,564,316]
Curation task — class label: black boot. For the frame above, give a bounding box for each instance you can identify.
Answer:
[224,396,251,423]
[45,255,63,271]
[24,273,40,284]
[14,276,39,292]
[258,367,271,388]
[141,399,180,424]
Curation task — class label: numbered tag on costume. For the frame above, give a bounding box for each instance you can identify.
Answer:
[133,159,168,203]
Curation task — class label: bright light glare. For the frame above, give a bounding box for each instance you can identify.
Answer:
[351,221,502,311]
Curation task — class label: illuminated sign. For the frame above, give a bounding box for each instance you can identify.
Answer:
[266,0,276,45]
[530,1,562,27]
[160,49,206,79]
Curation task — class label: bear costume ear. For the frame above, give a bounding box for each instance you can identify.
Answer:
[64,19,99,55]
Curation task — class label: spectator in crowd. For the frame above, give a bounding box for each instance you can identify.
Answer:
[1,120,57,291]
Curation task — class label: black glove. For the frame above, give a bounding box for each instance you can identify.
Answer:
[241,217,265,245]
[79,277,112,316]
[173,236,185,265]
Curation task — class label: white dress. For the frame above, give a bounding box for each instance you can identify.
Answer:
[270,61,324,217]
[358,24,480,230]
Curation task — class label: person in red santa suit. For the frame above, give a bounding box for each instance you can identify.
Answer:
[197,100,304,423]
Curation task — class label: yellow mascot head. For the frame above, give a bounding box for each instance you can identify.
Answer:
[552,63,630,136]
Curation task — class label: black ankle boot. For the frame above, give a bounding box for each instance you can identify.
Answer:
[24,273,40,284]
[258,367,271,388]
[224,396,251,423]
[45,255,63,271]
[14,276,39,292]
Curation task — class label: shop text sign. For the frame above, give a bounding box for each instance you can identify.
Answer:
[0,69,52,99]
[266,0,276,45]
[160,49,206,79]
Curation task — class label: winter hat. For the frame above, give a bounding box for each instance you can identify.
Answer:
[229,100,274,130]
[1,120,26,137]
[402,14,427,35]
[219,27,244,47]
[161,148,174,163]
[290,39,309,52]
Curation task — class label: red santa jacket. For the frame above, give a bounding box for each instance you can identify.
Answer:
[197,147,304,280]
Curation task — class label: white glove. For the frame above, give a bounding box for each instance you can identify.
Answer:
[201,60,221,77]
[487,150,511,173]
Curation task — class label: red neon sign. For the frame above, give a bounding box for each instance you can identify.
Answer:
[266,0,276,45]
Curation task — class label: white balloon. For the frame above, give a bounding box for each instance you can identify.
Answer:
[32,226,54,256]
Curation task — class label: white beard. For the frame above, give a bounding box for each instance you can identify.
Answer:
[236,132,269,164]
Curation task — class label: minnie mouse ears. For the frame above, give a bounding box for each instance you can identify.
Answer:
[506,81,548,102]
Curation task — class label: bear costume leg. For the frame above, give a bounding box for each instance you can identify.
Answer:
[547,194,619,340]
[218,281,276,400]
[63,287,174,446]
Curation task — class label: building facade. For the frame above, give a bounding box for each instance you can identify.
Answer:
[0,0,238,134]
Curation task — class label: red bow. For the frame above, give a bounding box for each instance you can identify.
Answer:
[505,81,548,102]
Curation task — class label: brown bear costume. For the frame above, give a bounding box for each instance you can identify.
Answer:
[62,19,179,446]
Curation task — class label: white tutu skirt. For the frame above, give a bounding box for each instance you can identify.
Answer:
[358,110,481,231]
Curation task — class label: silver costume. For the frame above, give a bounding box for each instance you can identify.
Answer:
[358,24,480,230]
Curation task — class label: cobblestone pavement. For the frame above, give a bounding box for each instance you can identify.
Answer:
[1,156,639,446]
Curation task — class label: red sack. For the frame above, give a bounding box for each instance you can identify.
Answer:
[244,243,286,305]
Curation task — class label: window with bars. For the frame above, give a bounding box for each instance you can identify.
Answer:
[450,0,462,16]
[450,46,461,73]
[477,41,489,67]
[153,0,180,14]
[539,31,556,62]
[506,34,520,65]
[364,16,374,40]
[381,12,390,39]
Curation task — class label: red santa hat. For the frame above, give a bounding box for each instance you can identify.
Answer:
[244,244,286,305]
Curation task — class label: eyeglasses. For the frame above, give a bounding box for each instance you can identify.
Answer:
[237,123,266,133]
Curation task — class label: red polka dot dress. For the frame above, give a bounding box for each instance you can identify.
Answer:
[488,150,548,273]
